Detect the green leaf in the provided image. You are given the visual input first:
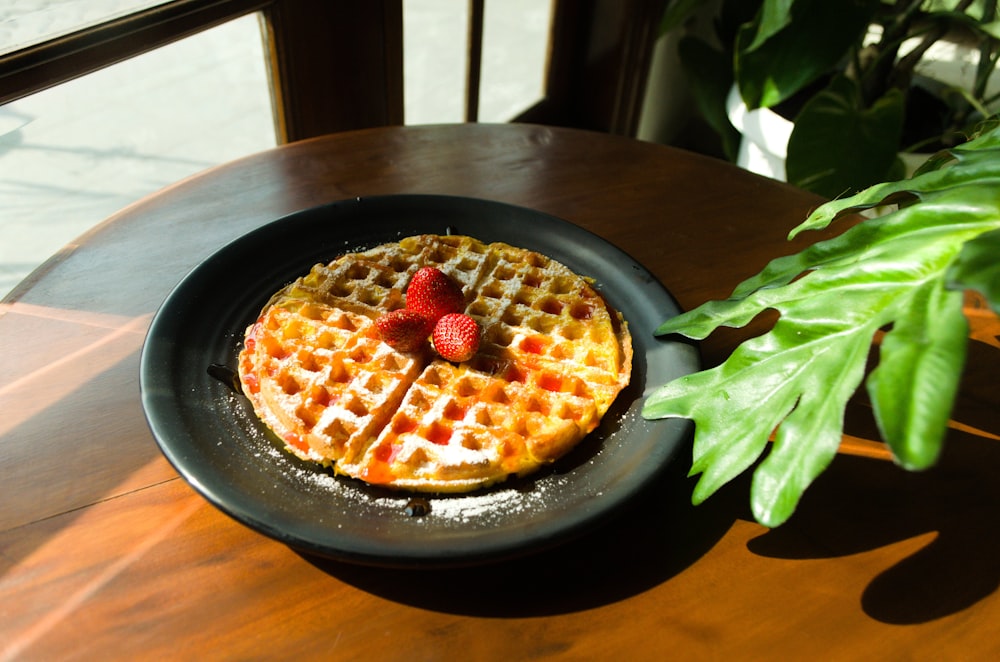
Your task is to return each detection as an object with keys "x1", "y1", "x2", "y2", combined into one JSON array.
[
  {"x1": 947, "y1": 227, "x2": 1000, "y2": 313},
  {"x1": 643, "y1": 122, "x2": 1000, "y2": 527},
  {"x1": 658, "y1": 0, "x2": 706, "y2": 35},
  {"x1": 677, "y1": 36, "x2": 741, "y2": 160},
  {"x1": 751, "y1": 323, "x2": 873, "y2": 525},
  {"x1": 786, "y1": 77, "x2": 905, "y2": 198},
  {"x1": 922, "y1": 12, "x2": 1000, "y2": 42},
  {"x1": 867, "y1": 280, "x2": 968, "y2": 470},
  {"x1": 792, "y1": 125, "x2": 1000, "y2": 236},
  {"x1": 742, "y1": 0, "x2": 795, "y2": 53},
  {"x1": 976, "y1": 19, "x2": 1000, "y2": 40},
  {"x1": 736, "y1": 0, "x2": 880, "y2": 108}
]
